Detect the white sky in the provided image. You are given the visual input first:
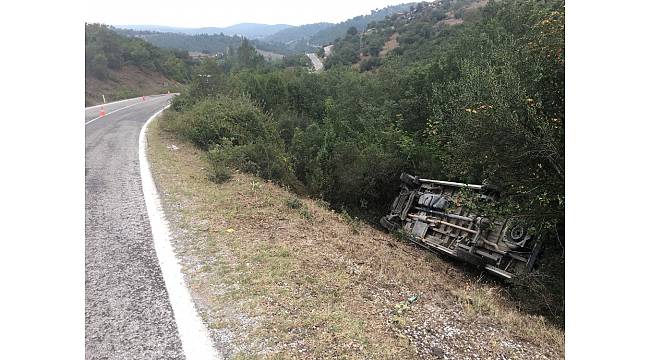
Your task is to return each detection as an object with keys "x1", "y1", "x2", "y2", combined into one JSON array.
[{"x1": 86, "y1": 0, "x2": 413, "y2": 28}]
